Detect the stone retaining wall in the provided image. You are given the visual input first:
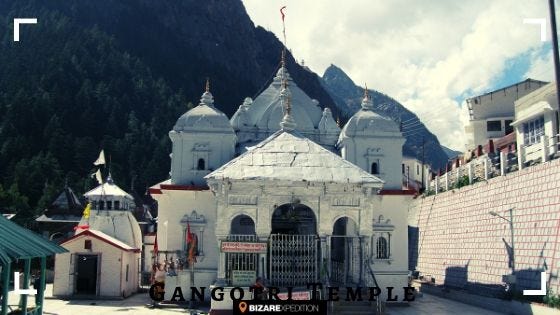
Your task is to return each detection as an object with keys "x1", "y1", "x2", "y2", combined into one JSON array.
[{"x1": 409, "y1": 158, "x2": 560, "y2": 294}]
